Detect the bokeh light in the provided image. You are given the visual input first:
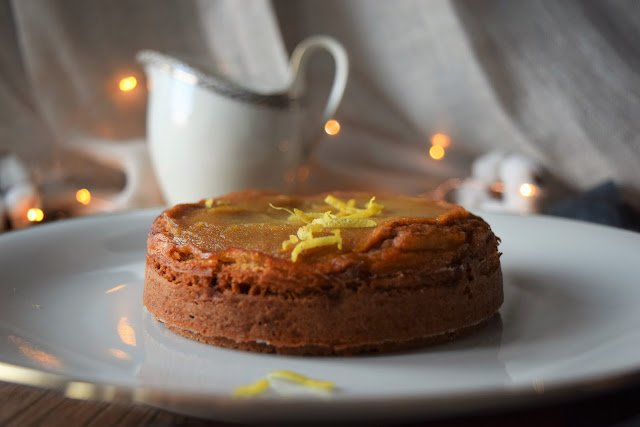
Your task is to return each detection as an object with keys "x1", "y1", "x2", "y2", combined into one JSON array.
[
  {"x1": 119, "y1": 76, "x2": 138, "y2": 92},
  {"x1": 117, "y1": 317, "x2": 137, "y2": 347},
  {"x1": 431, "y1": 133, "x2": 451, "y2": 148},
  {"x1": 26, "y1": 208, "x2": 44, "y2": 222},
  {"x1": 519, "y1": 183, "x2": 535, "y2": 197},
  {"x1": 76, "y1": 188, "x2": 92, "y2": 205},
  {"x1": 324, "y1": 119, "x2": 341, "y2": 136},
  {"x1": 429, "y1": 145, "x2": 445, "y2": 160}
]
